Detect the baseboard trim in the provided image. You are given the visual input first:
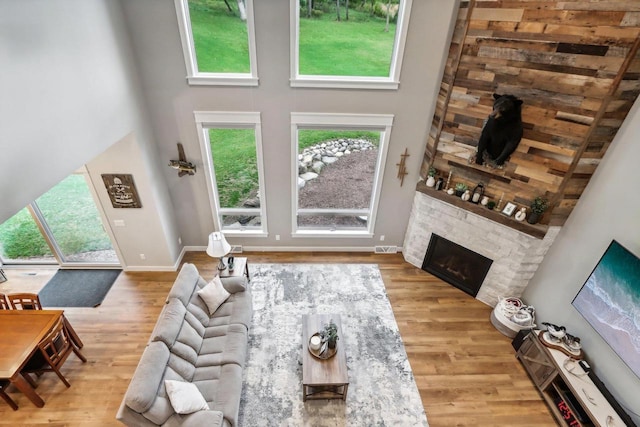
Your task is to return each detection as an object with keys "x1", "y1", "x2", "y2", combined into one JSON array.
[{"x1": 123, "y1": 265, "x2": 178, "y2": 272}]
